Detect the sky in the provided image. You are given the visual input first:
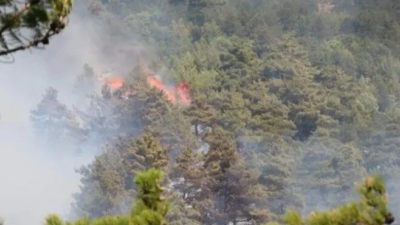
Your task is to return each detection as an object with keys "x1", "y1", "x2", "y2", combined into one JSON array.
[{"x1": 0, "y1": 2, "x2": 110, "y2": 224}]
